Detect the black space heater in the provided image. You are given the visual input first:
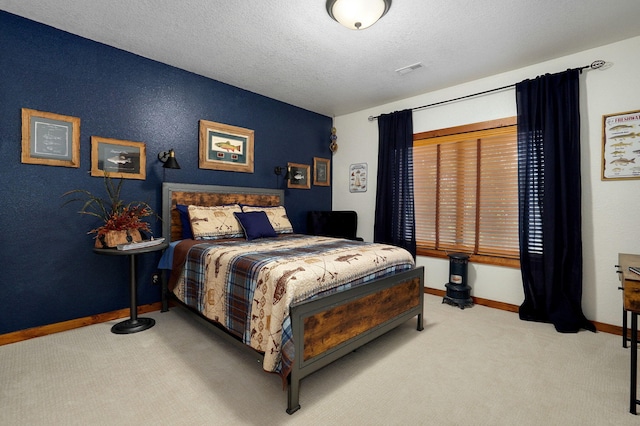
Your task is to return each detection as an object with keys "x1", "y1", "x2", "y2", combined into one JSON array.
[{"x1": 443, "y1": 253, "x2": 473, "y2": 309}]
